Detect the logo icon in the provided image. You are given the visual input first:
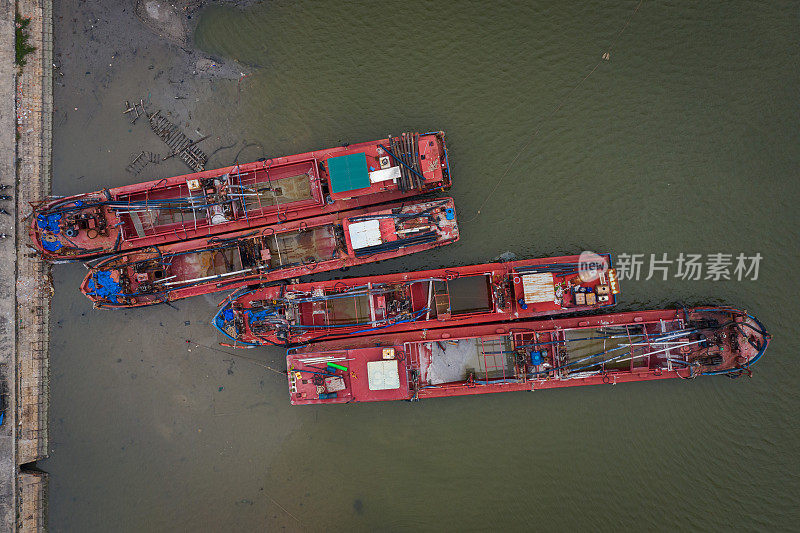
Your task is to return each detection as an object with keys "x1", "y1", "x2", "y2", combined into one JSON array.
[{"x1": 578, "y1": 251, "x2": 609, "y2": 283}]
